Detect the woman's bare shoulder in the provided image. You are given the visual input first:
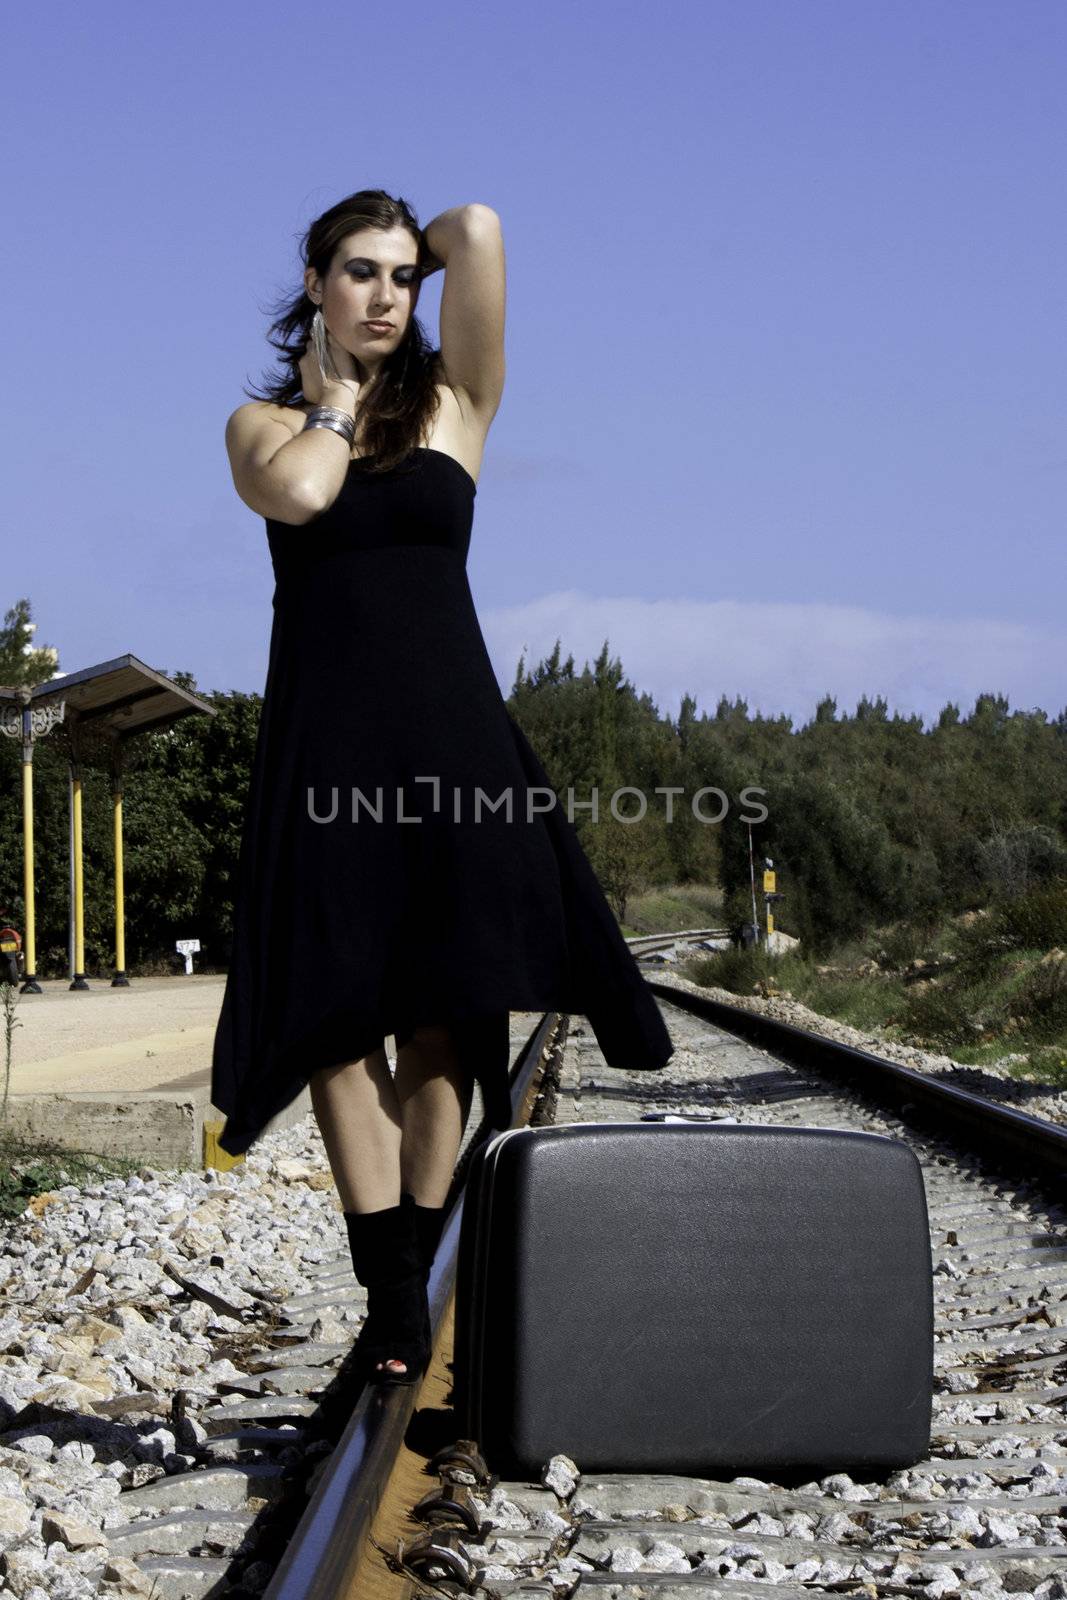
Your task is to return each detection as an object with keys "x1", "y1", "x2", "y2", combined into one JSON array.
[{"x1": 228, "y1": 398, "x2": 309, "y2": 439}]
